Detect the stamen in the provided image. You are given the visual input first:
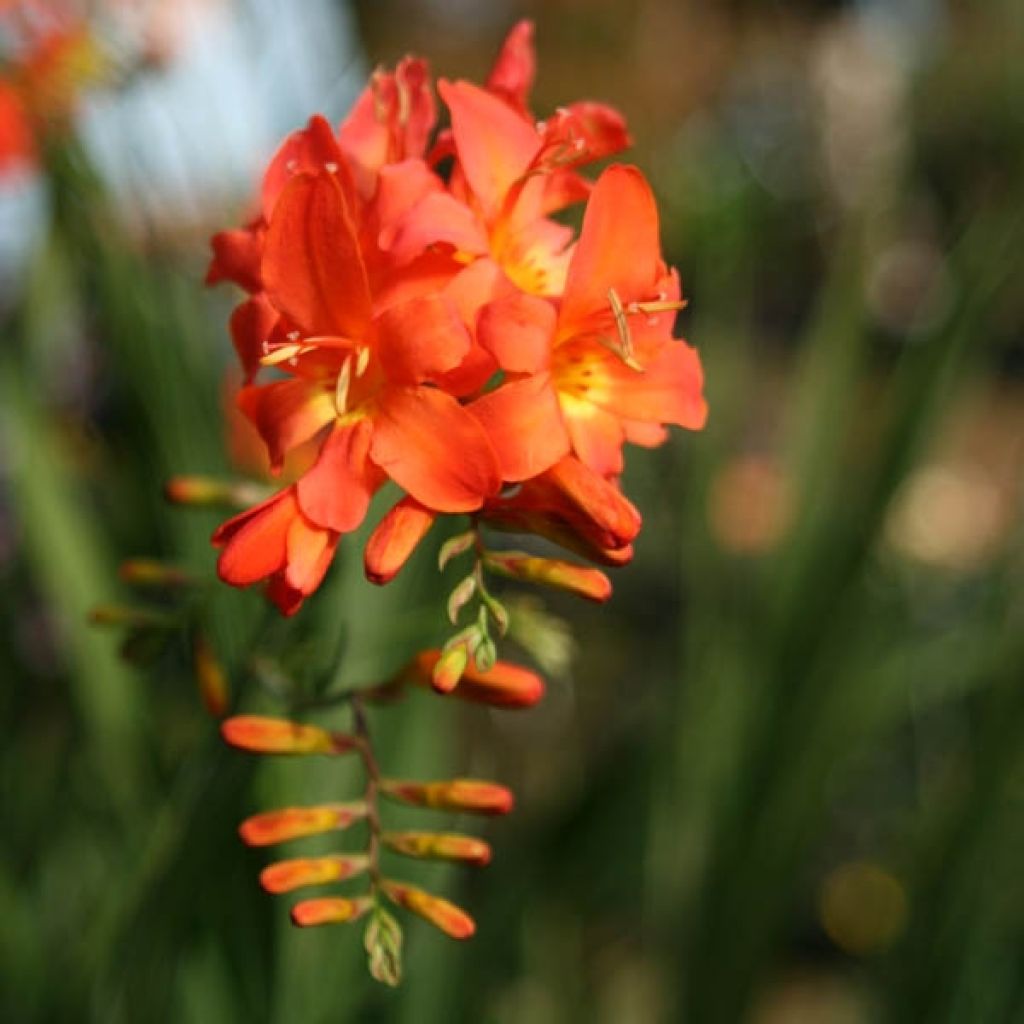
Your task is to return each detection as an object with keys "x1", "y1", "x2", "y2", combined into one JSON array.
[
  {"x1": 606, "y1": 289, "x2": 644, "y2": 371},
  {"x1": 260, "y1": 343, "x2": 305, "y2": 366},
  {"x1": 325, "y1": 161, "x2": 338, "y2": 174},
  {"x1": 355, "y1": 346, "x2": 371, "y2": 377},
  {"x1": 335, "y1": 355, "x2": 353, "y2": 416},
  {"x1": 626, "y1": 298, "x2": 688, "y2": 315}
]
